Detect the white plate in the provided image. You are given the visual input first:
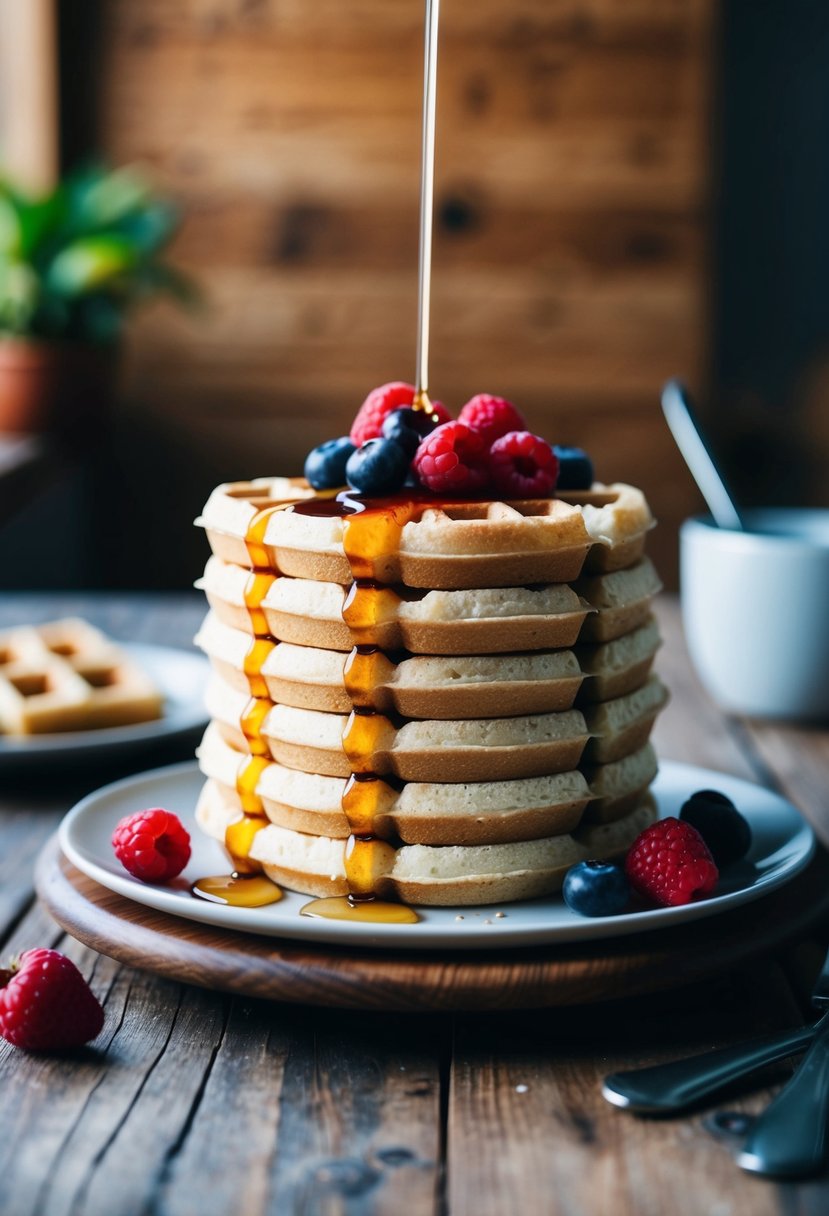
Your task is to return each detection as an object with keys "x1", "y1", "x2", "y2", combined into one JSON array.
[
  {"x1": 0, "y1": 645, "x2": 209, "y2": 766},
  {"x1": 58, "y1": 759, "x2": 815, "y2": 951}
]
